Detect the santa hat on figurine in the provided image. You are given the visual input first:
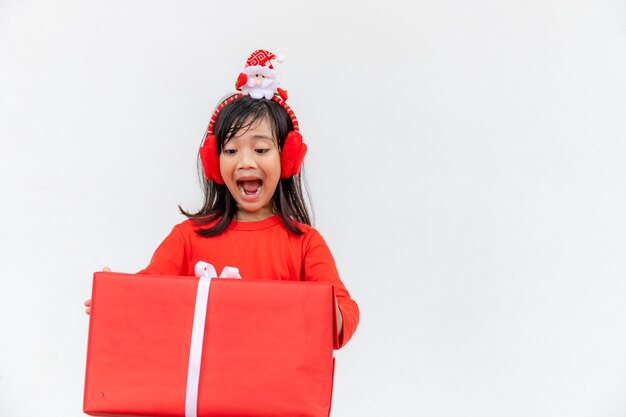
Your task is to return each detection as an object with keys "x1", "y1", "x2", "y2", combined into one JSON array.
[{"x1": 235, "y1": 50, "x2": 287, "y2": 100}]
